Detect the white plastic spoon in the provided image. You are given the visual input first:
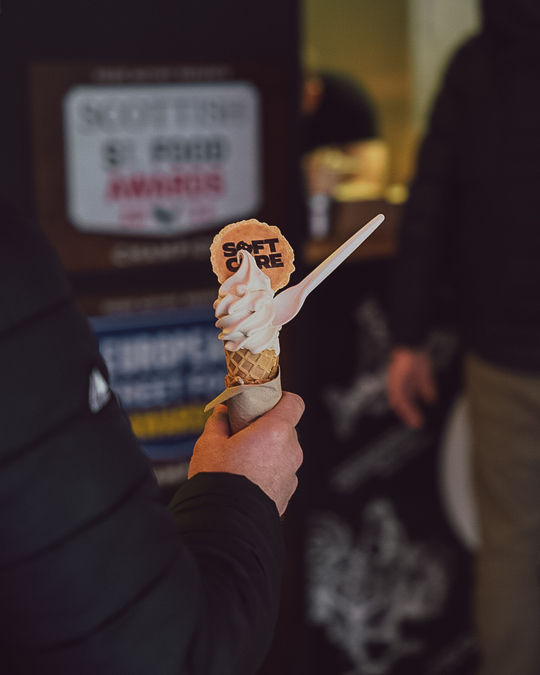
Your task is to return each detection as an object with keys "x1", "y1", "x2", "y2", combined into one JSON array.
[{"x1": 272, "y1": 213, "x2": 385, "y2": 326}]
